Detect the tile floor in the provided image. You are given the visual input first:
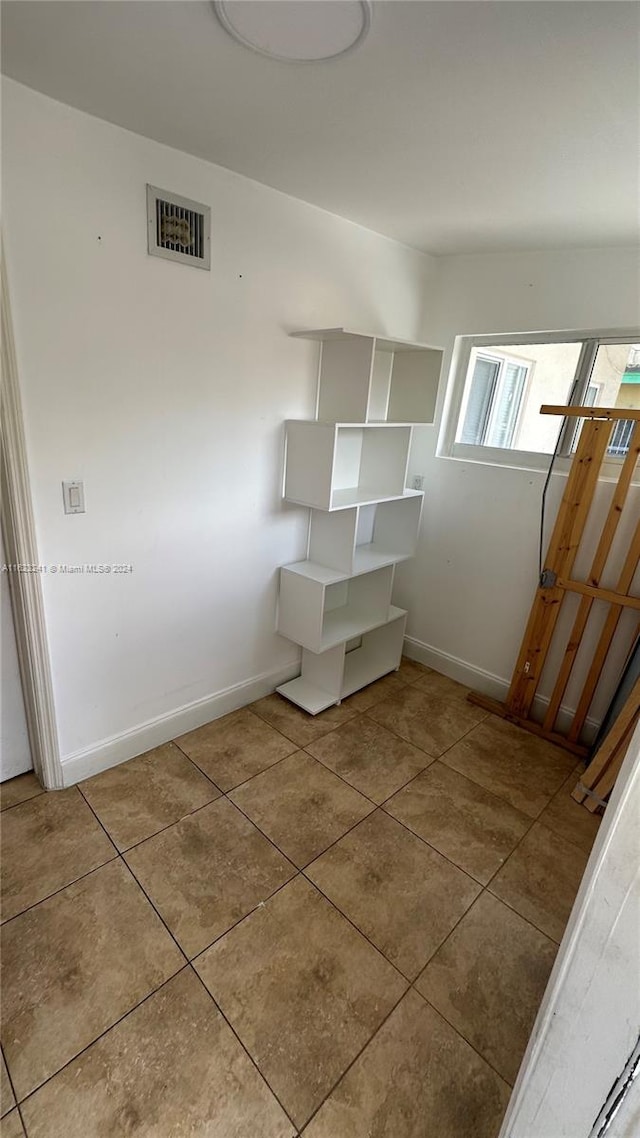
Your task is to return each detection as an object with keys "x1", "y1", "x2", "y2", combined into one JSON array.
[{"x1": 0, "y1": 663, "x2": 600, "y2": 1137}]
